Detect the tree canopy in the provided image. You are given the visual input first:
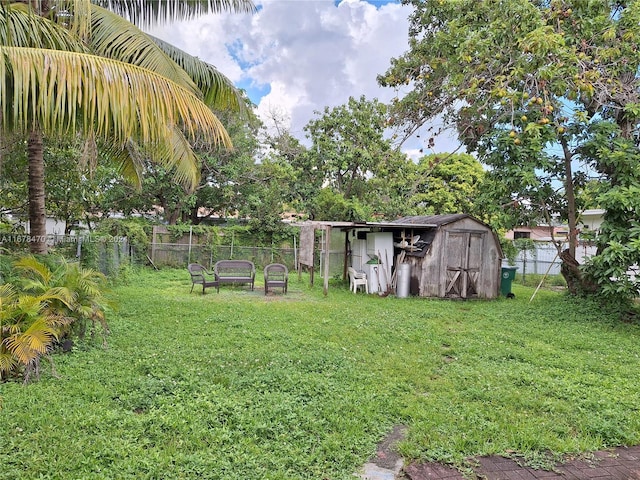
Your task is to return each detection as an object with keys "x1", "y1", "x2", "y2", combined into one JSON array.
[{"x1": 380, "y1": 0, "x2": 640, "y2": 300}]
